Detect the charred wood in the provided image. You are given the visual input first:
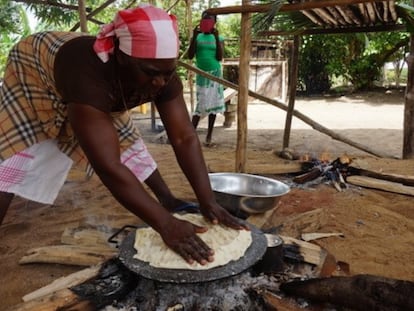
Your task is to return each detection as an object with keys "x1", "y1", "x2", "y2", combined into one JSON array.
[
  {"x1": 292, "y1": 167, "x2": 323, "y2": 184},
  {"x1": 280, "y1": 274, "x2": 414, "y2": 311}
]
